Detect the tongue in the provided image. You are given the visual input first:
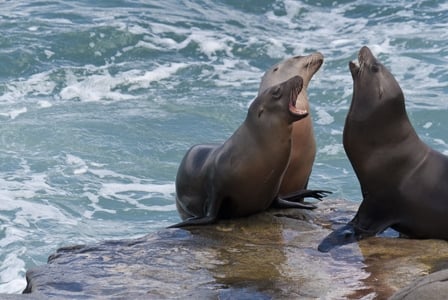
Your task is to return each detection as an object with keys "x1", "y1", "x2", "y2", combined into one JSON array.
[{"x1": 289, "y1": 100, "x2": 307, "y2": 115}]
